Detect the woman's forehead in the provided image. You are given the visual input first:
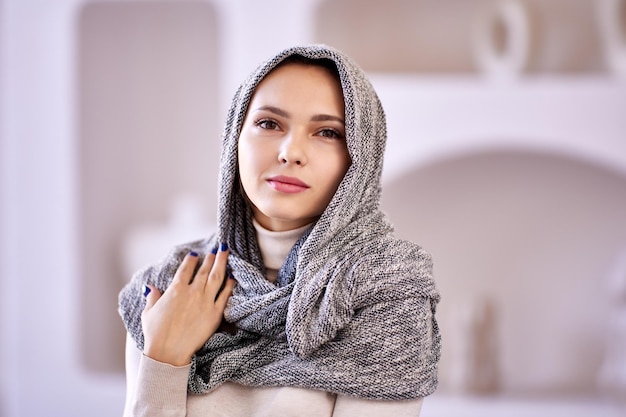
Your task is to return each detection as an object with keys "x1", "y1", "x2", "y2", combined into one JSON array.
[{"x1": 246, "y1": 63, "x2": 345, "y2": 118}]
